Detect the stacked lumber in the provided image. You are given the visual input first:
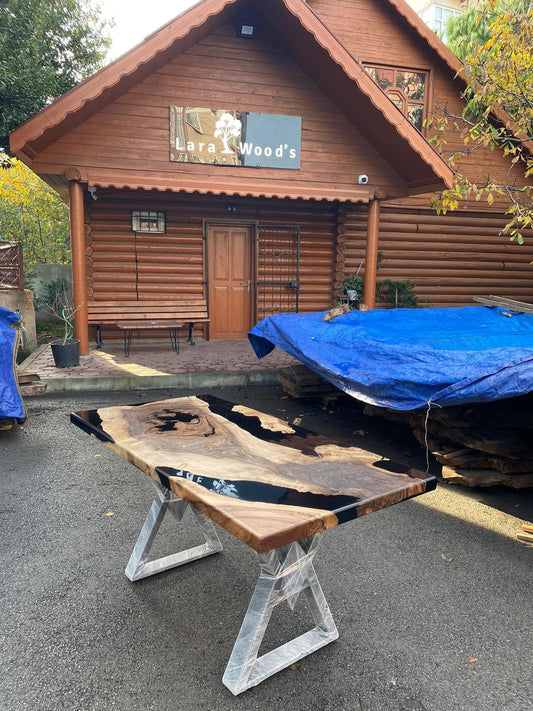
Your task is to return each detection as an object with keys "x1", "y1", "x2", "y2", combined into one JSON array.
[
  {"x1": 0, "y1": 418, "x2": 16, "y2": 431},
  {"x1": 277, "y1": 364, "x2": 336, "y2": 399},
  {"x1": 16, "y1": 370, "x2": 47, "y2": 397},
  {"x1": 365, "y1": 395, "x2": 533, "y2": 488},
  {"x1": 473, "y1": 295, "x2": 533, "y2": 314}
]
